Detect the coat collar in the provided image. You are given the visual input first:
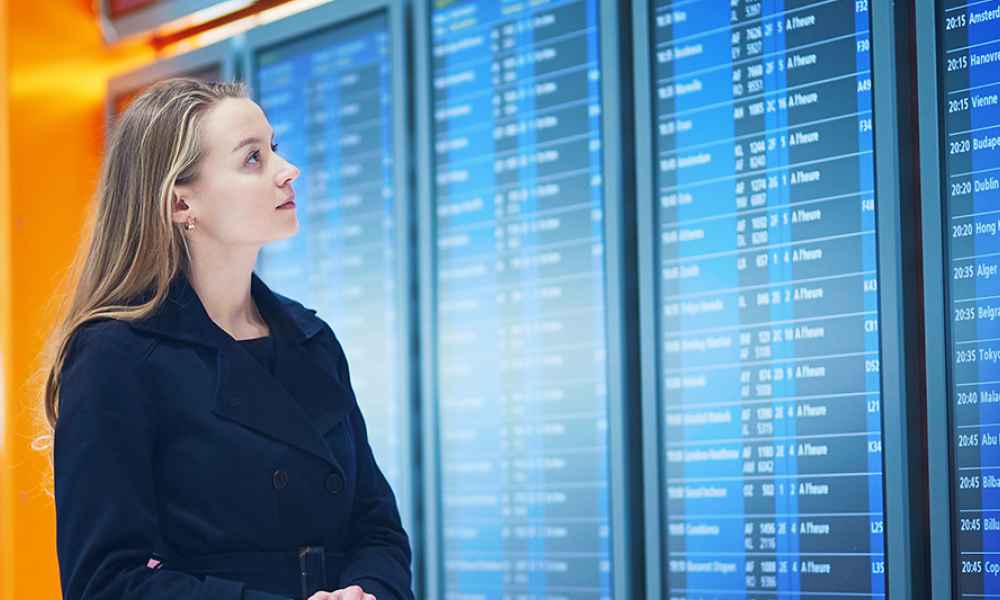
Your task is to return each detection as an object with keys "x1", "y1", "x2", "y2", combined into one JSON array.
[
  {"x1": 126, "y1": 271, "x2": 354, "y2": 469},
  {"x1": 129, "y1": 270, "x2": 326, "y2": 347}
]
